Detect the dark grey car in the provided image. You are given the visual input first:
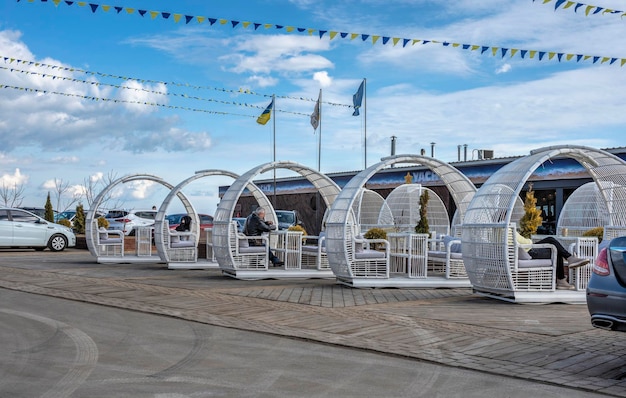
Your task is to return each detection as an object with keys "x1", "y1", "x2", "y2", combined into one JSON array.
[{"x1": 586, "y1": 236, "x2": 626, "y2": 332}]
